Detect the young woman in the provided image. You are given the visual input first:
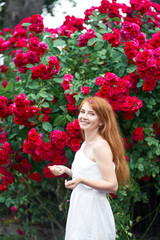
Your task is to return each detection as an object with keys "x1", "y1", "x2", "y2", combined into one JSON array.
[{"x1": 49, "y1": 96, "x2": 130, "y2": 240}]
